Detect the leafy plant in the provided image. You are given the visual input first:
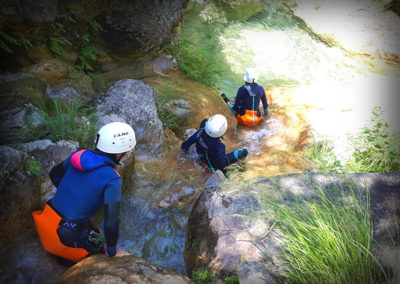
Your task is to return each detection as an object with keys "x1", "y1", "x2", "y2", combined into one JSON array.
[
  {"x1": 0, "y1": 31, "x2": 32, "y2": 54},
  {"x1": 75, "y1": 21, "x2": 103, "y2": 73},
  {"x1": 75, "y1": 44, "x2": 97, "y2": 72},
  {"x1": 192, "y1": 267, "x2": 217, "y2": 284},
  {"x1": 164, "y1": 40, "x2": 222, "y2": 86},
  {"x1": 48, "y1": 36, "x2": 71, "y2": 56},
  {"x1": 38, "y1": 99, "x2": 97, "y2": 148},
  {"x1": 265, "y1": 181, "x2": 388, "y2": 284},
  {"x1": 348, "y1": 106, "x2": 400, "y2": 172},
  {"x1": 304, "y1": 134, "x2": 345, "y2": 174},
  {"x1": 223, "y1": 271, "x2": 239, "y2": 284},
  {"x1": 155, "y1": 81, "x2": 181, "y2": 131},
  {"x1": 25, "y1": 158, "x2": 41, "y2": 176}
]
